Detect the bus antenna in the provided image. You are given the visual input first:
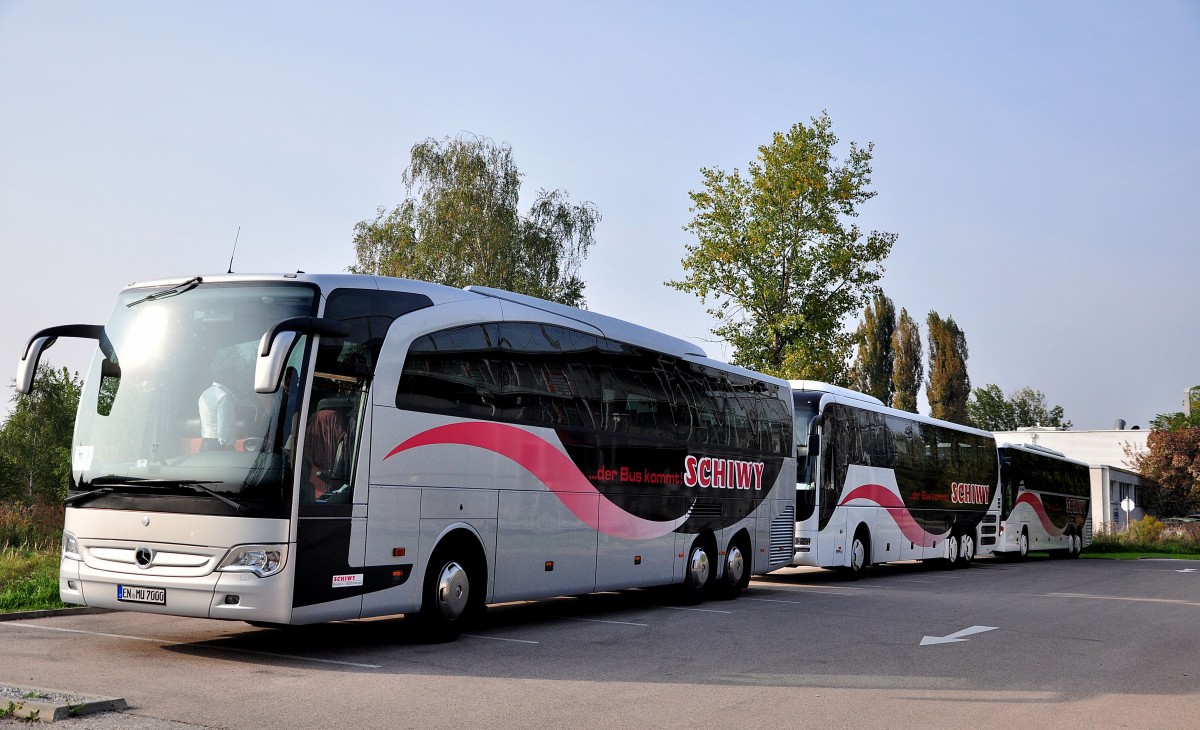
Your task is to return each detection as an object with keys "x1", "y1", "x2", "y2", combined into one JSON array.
[{"x1": 227, "y1": 226, "x2": 241, "y2": 274}]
